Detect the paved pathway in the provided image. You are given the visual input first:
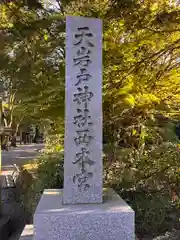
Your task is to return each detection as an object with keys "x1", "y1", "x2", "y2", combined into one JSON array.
[
  {"x1": 0, "y1": 144, "x2": 44, "y2": 240},
  {"x1": 1, "y1": 144, "x2": 44, "y2": 188},
  {"x1": 1, "y1": 144, "x2": 44, "y2": 173}
]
